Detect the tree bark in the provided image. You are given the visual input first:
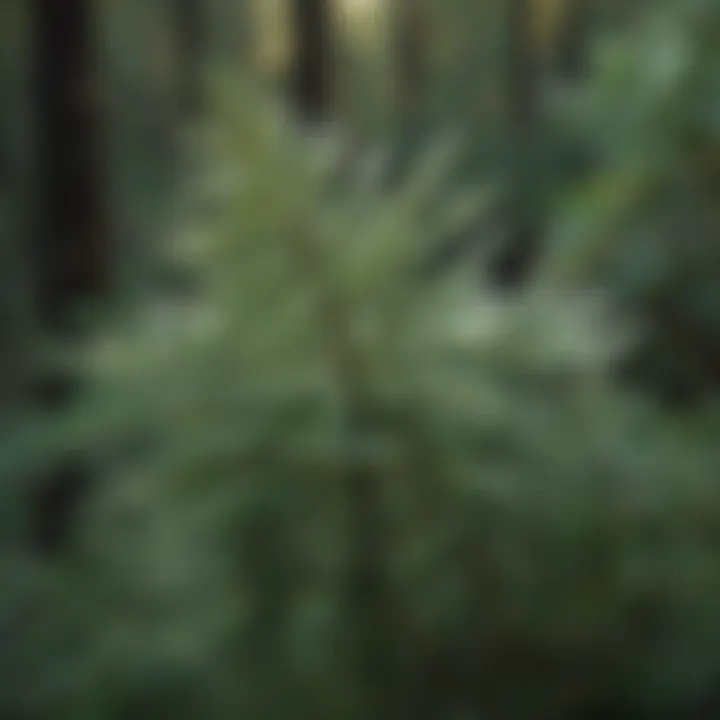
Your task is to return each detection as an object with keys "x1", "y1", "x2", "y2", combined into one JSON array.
[
  {"x1": 173, "y1": 0, "x2": 206, "y2": 119},
  {"x1": 289, "y1": 0, "x2": 334, "y2": 123},
  {"x1": 212, "y1": 0, "x2": 254, "y2": 68},
  {"x1": 493, "y1": 0, "x2": 543, "y2": 288},
  {"x1": 394, "y1": 0, "x2": 426, "y2": 116},
  {"x1": 554, "y1": 0, "x2": 592, "y2": 80},
  {"x1": 32, "y1": 0, "x2": 112, "y2": 334},
  {"x1": 387, "y1": 0, "x2": 428, "y2": 185},
  {"x1": 30, "y1": 0, "x2": 111, "y2": 556}
]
